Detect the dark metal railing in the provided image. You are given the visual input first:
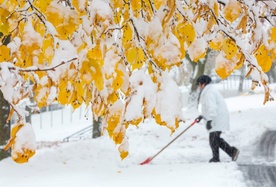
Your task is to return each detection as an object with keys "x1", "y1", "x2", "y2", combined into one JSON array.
[{"x1": 63, "y1": 125, "x2": 93, "y2": 142}]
